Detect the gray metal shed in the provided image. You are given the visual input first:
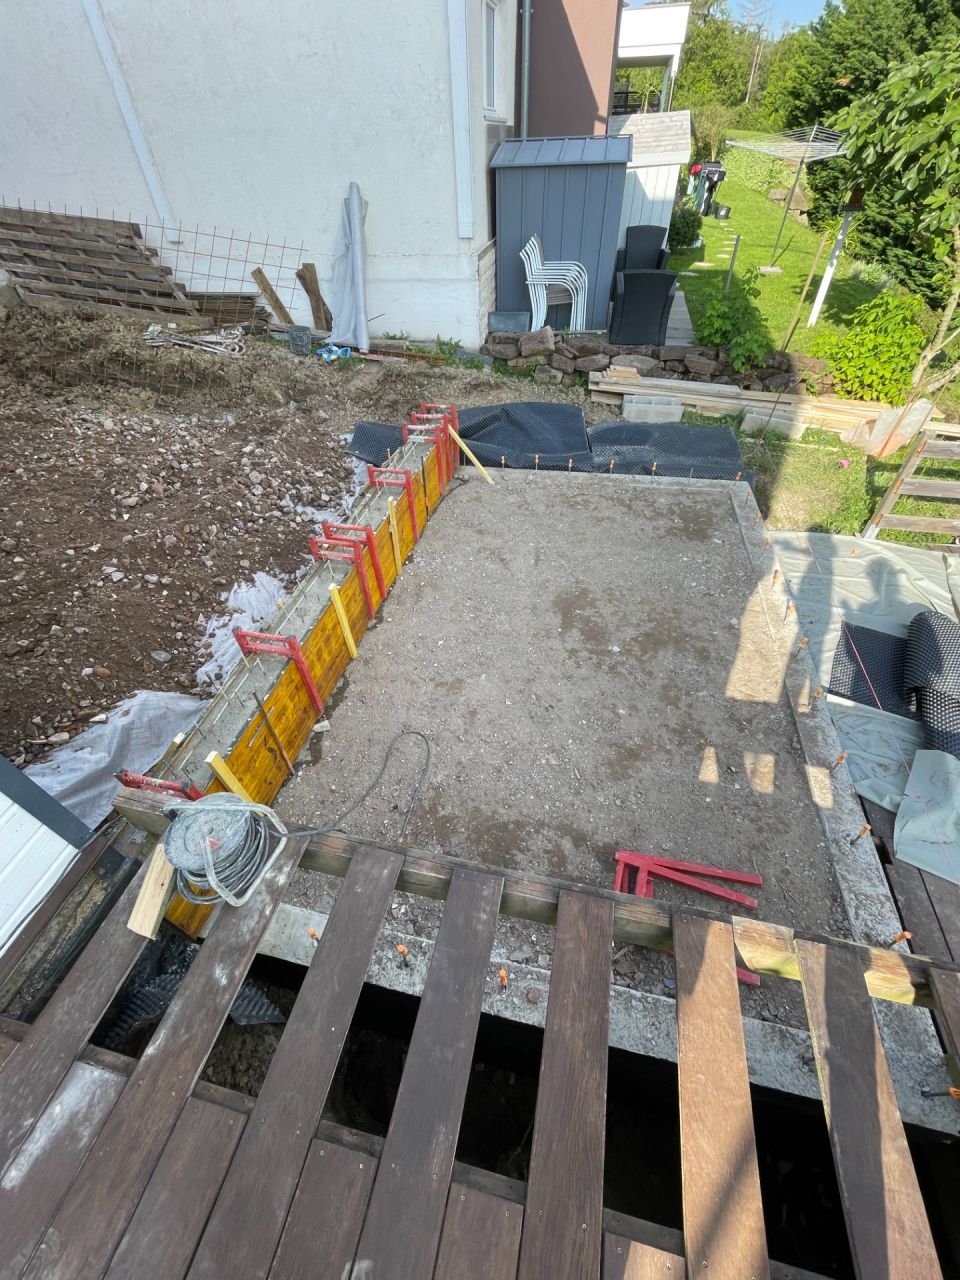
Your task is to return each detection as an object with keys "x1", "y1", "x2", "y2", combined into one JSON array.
[{"x1": 491, "y1": 135, "x2": 631, "y2": 332}]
